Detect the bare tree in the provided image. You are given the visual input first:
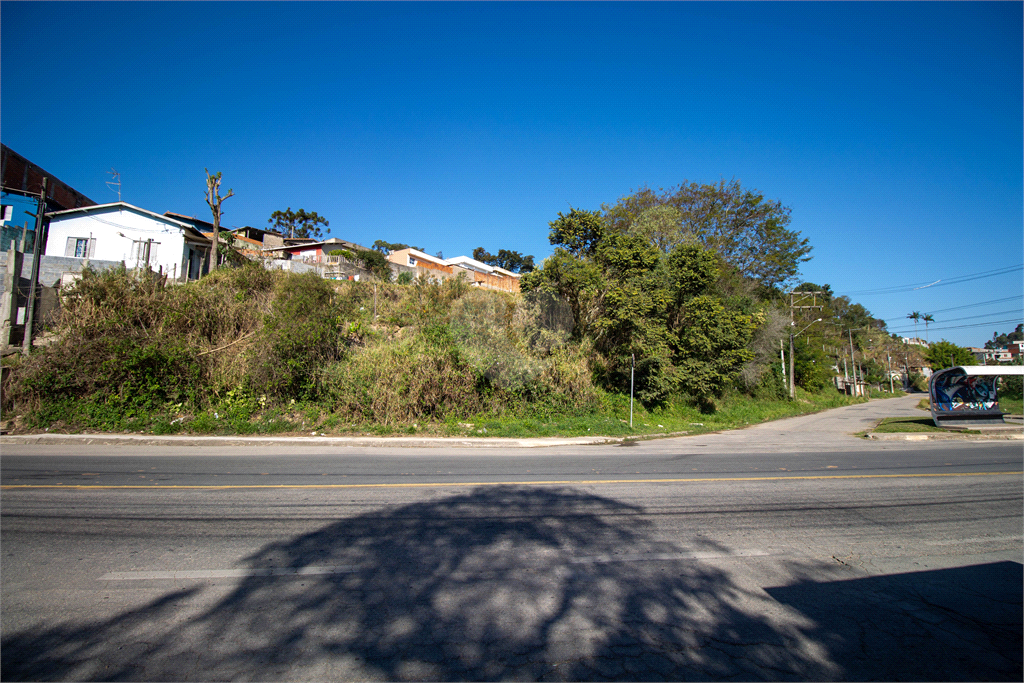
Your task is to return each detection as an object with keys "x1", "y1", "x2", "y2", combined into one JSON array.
[{"x1": 205, "y1": 169, "x2": 234, "y2": 271}]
